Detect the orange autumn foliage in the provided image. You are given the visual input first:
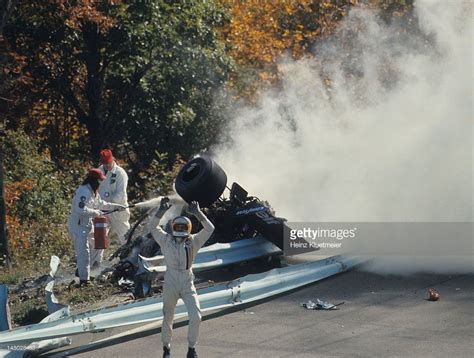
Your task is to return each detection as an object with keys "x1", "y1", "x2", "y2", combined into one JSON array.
[
  {"x1": 222, "y1": 0, "x2": 356, "y2": 96},
  {"x1": 56, "y1": 0, "x2": 121, "y2": 32}
]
